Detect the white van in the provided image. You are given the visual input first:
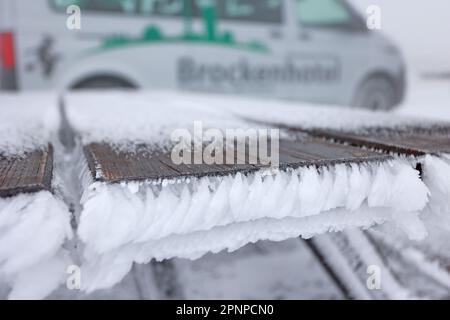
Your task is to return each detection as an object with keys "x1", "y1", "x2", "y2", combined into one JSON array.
[{"x1": 0, "y1": 0, "x2": 406, "y2": 110}]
